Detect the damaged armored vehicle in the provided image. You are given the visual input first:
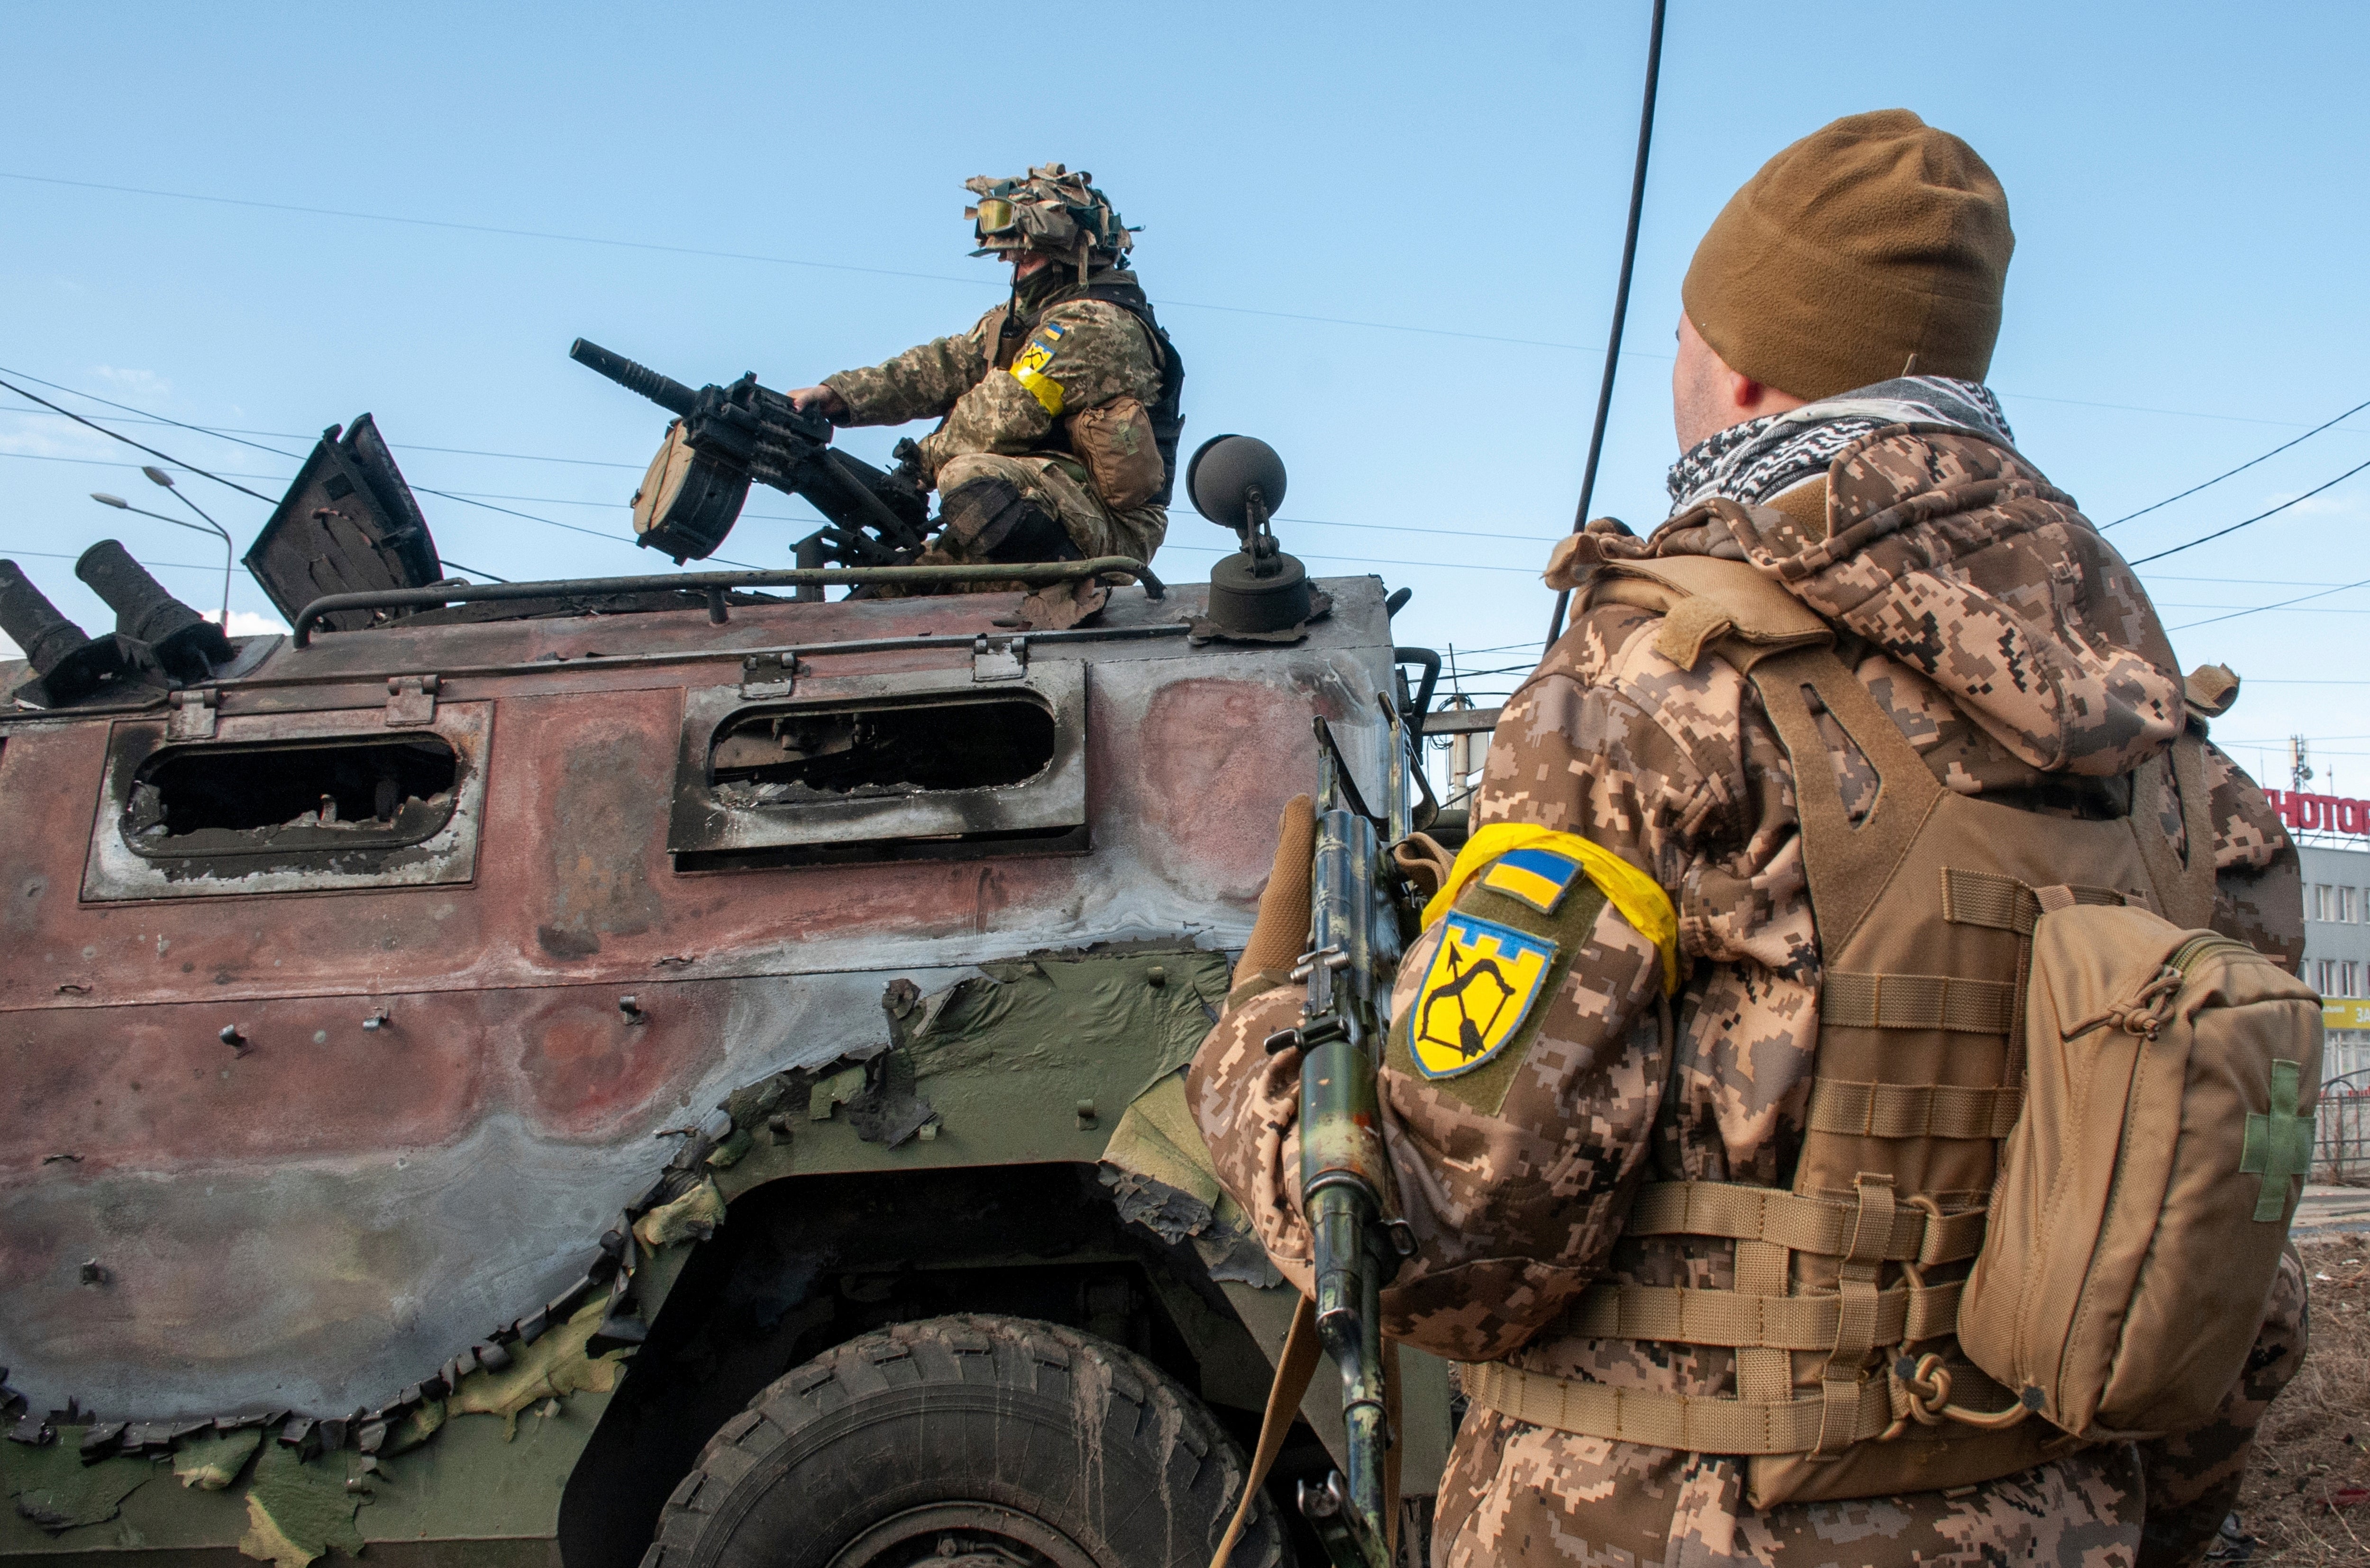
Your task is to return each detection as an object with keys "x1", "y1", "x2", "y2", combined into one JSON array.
[{"x1": 0, "y1": 362, "x2": 1457, "y2": 1568}]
